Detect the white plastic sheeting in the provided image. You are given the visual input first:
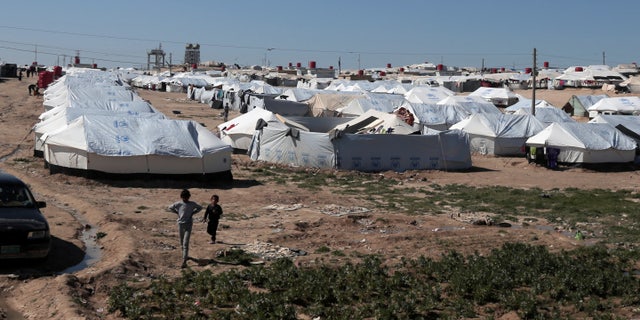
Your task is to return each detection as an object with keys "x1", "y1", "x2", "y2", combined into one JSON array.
[
  {"x1": 44, "y1": 115, "x2": 232, "y2": 174},
  {"x1": 450, "y1": 113, "x2": 547, "y2": 156},
  {"x1": 526, "y1": 122, "x2": 636, "y2": 163}
]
